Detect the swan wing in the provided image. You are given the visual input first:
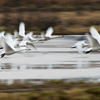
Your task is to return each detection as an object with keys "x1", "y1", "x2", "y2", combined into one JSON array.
[
  {"x1": 82, "y1": 41, "x2": 89, "y2": 47},
  {"x1": 76, "y1": 42, "x2": 83, "y2": 54},
  {"x1": 14, "y1": 30, "x2": 18, "y2": 38},
  {"x1": 0, "y1": 31, "x2": 5, "y2": 45},
  {"x1": 85, "y1": 33, "x2": 99, "y2": 47},
  {"x1": 28, "y1": 32, "x2": 36, "y2": 41},
  {"x1": 45, "y1": 27, "x2": 53, "y2": 37},
  {"x1": 41, "y1": 32, "x2": 45, "y2": 38},
  {"x1": 26, "y1": 42, "x2": 37, "y2": 50},
  {"x1": 19, "y1": 22, "x2": 25, "y2": 37},
  {"x1": 0, "y1": 31, "x2": 5, "y2": 38},
  {"x1": 90, "y1": 27, "x2": 100, "y2": 44},
  {"x1": 2, "y1": 35, "x2": 13, "y2": 52},
  {"x1": 19, "y1": 40, "x2": 27, "y2": 46},
  {"x1": 24, "y1": 32, "x2": 35, "y2": 41},
  {"x1": 5, "y1": 33, "x2": 16, "y2": 52}
]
